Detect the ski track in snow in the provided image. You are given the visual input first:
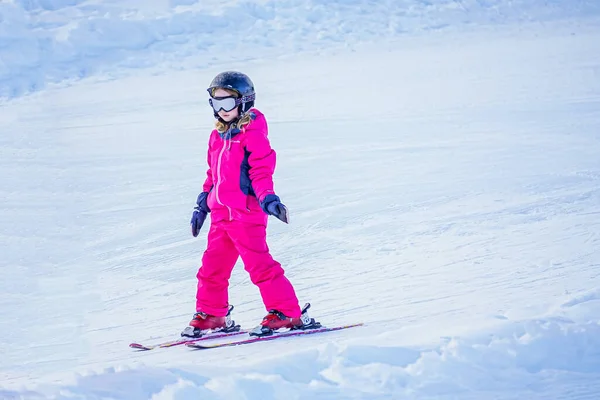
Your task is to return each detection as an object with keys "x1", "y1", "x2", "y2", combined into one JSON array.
[{"x1": 1, "y1": 1, "x2": 600, "y2": 399}]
